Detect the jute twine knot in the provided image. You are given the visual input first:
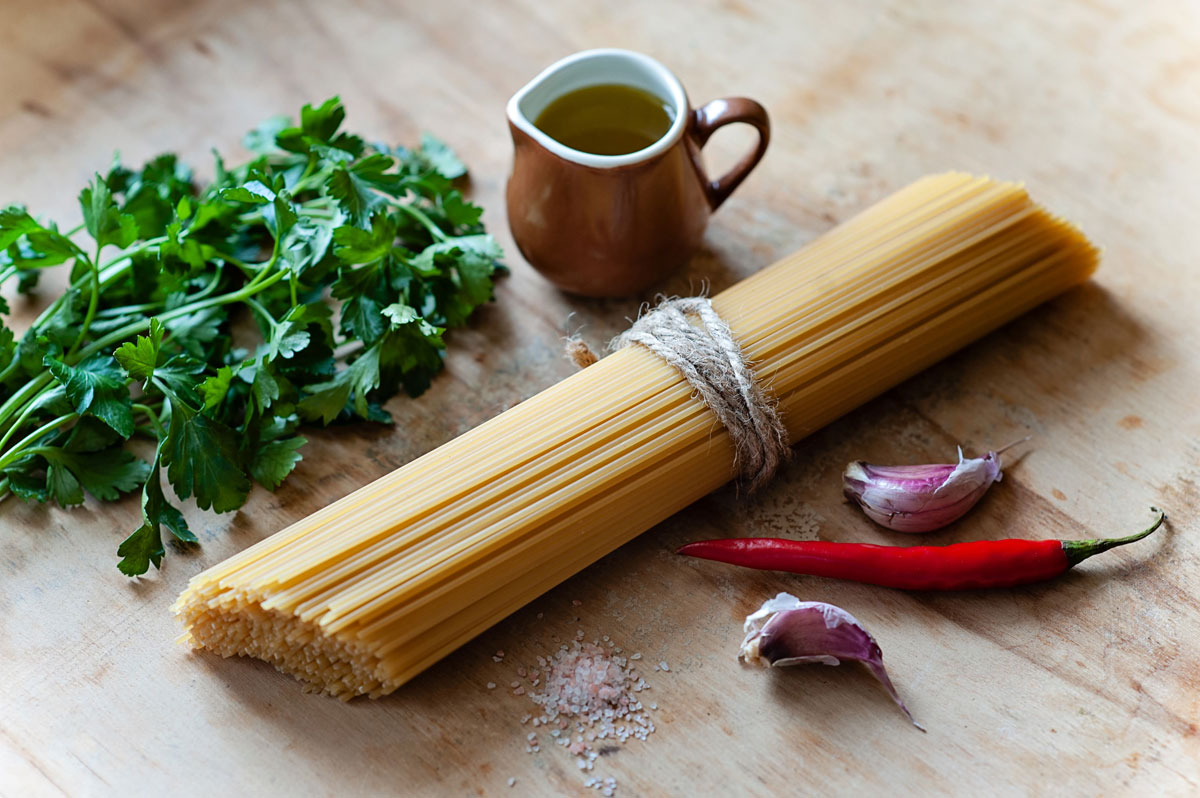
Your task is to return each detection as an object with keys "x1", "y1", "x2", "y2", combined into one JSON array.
[
  {"x1": 563, "y1": 336, "x2": 599, "y2": 369},
  {"x1": 570, "y1": 297, "x2": 789, "y2": 491}
]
